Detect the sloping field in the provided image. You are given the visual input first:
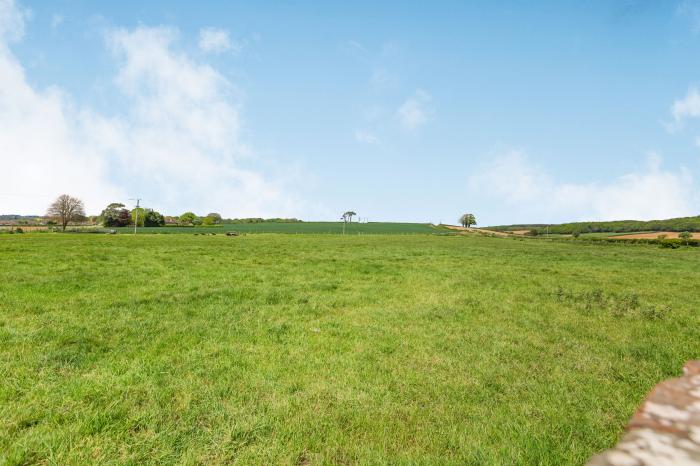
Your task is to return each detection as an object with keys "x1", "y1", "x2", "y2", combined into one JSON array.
[
  {"x1": 442, "y1": 225, "x2": 511, "y2": 237},
  {"x1": 1, "y1": 234, "x2": 698, "y2": 464}
]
